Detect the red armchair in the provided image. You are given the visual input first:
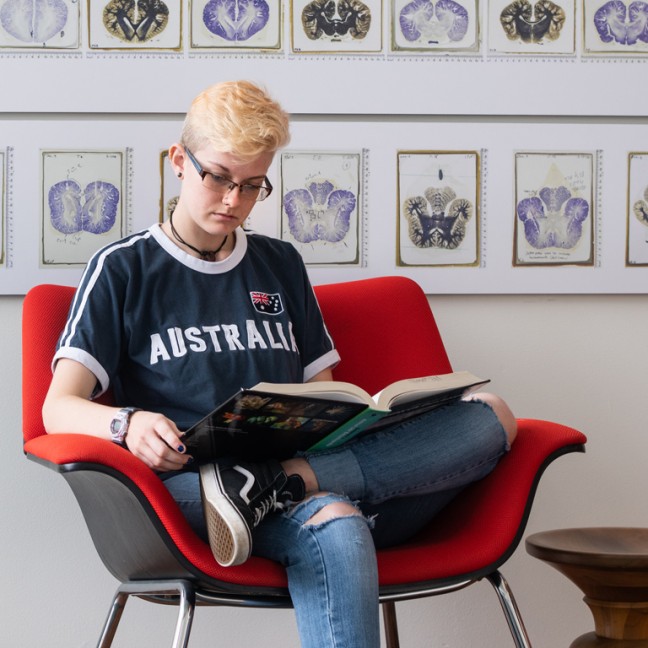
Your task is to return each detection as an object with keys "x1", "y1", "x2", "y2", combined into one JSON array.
[{"x1": 22, "y1": 276, "x2": 586, "y2": 647}]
